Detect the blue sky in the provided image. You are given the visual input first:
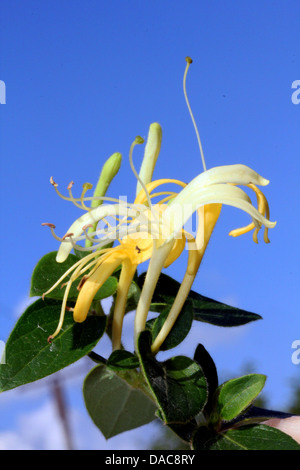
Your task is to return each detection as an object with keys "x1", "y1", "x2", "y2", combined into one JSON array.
[{"x1": 0, "y1": 0, "x2": 299, "y2": 450}]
